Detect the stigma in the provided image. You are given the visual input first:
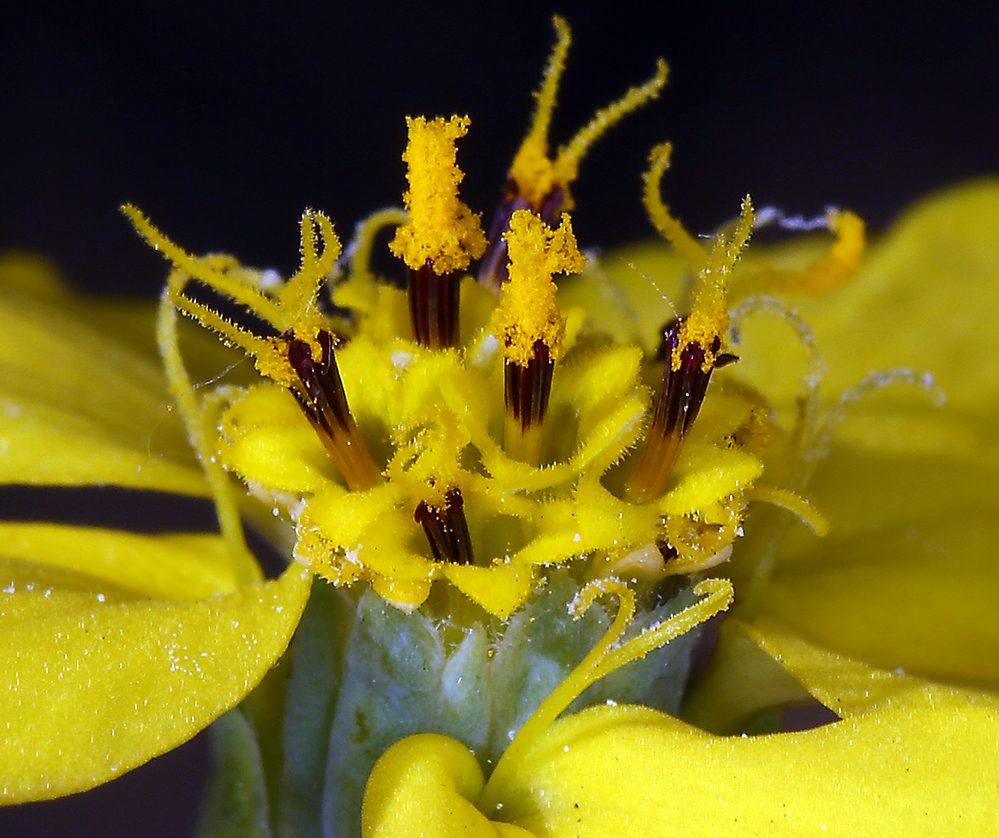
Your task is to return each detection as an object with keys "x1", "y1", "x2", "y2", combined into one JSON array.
[{"x1": 479, "y1": 16, "x2": 667, "y2": 289}]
